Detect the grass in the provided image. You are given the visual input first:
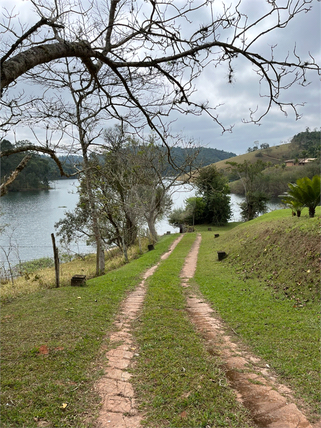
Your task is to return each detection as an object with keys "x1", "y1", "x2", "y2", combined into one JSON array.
[
  {"x1": 0, "y1": 241, "x2": 149, "y2": 304},
  {"x1": 132, "y1": 232, "x2": 254, "y2": 428},
  {"x1": 213, "y1": 141, "x2": 301, "y2": 172},
  {"x1": 0, "y1": 234, "x2": 178, "y2": 428},
  {"x1": 1, "y1": 207, "x2": 320, "y2": 426},
  {"x1": 193, "y1": 208, "x2": 320, "y2": 421}
]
